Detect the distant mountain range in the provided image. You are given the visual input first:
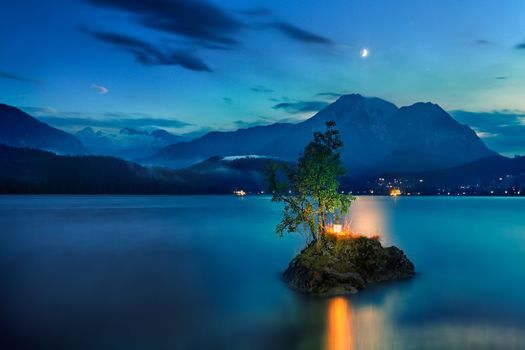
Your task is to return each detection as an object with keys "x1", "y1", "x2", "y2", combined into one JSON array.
[
  {"x1": 0, "y1": 103, "x2": 190, "y2": 159},
  {"x1": 0, "y1": 104, "x2": 87, "y2": 155},
  {"x1": 144, "y1": 122, "x2": 294, "y2": 168},
  {"x1": 76, "y1": 126, "x2": 186, "y2": 160},
  {"x1": 146, "y1": 94, "x2": 496, "y2": 175},
  {"x1": 0, "y1": 94, "x2": 522, "y2": 195}
]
